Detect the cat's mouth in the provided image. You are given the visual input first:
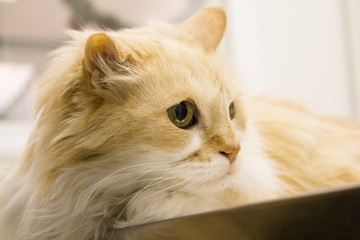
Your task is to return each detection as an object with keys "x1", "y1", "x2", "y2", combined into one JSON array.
[
  {"x1": 196, "y1": 162, "x2": 235, "y2": 185},
  {"x1": 173, "y1": 149, "x2": 240, "y2": 186}
]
